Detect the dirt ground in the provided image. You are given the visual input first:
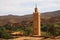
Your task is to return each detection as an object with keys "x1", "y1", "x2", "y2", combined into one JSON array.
[
  {"x1": 12, "y1": 36, "x2": 60, "y2": 40},
  {"x1": 0, "y1": 36, "x2": 60, "y2": 40}
]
